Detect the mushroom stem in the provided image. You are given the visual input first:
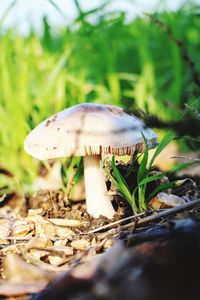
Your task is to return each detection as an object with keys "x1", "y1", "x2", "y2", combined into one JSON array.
[{"x1": 83, "y1": 155, "x2": 115, "y2": 218}]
